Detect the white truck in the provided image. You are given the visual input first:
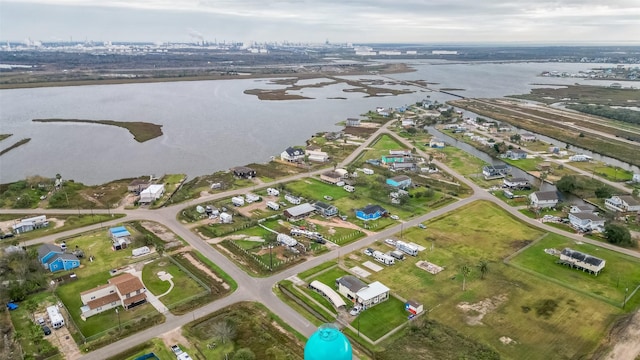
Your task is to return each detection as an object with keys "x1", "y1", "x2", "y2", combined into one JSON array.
[
  {"x1": 396, "y1": 240, "x2": 419, "y2": 256},
  {"x1": 373, "y1": 250, "x2": 395, "y2": 265},
  {"x1": 343, "y1": 185, "x2": 355, "y2": 192}
]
